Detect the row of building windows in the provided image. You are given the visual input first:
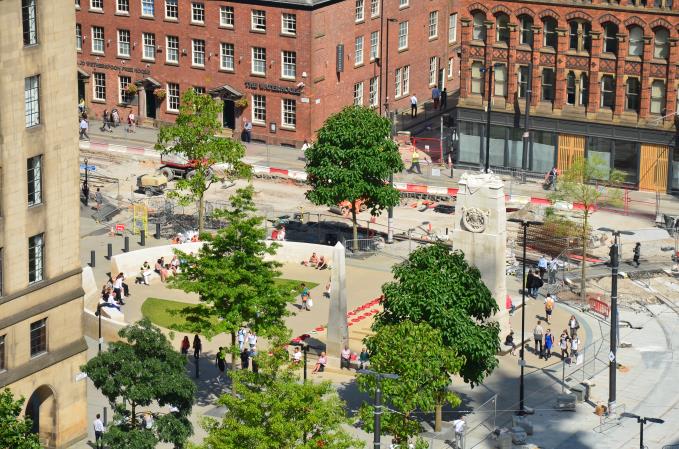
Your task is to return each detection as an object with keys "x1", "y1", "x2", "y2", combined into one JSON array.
[
  {"x1": 472, "y1": 11, "x2": 671, "y2": 60},
  {"x1": 77, "y1": 0, "x2": 298, "y2": 35},
  {"x1": 353, "y1": 77, "x2": 381, "y2": 108},
  {"x1": 353, "y1": 0, "x2": 411, "y2": 22},
  {"x1": 0, "y1": 317, "x2": 48, "y2": 372}
]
